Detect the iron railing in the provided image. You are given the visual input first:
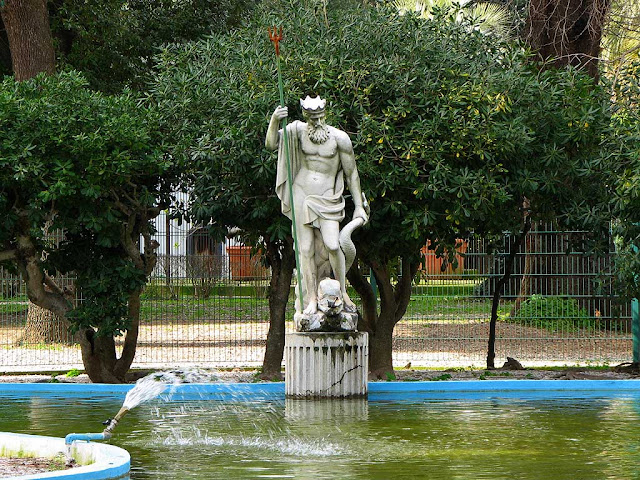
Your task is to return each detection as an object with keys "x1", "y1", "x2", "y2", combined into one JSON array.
[{"x1": 0, "y1": 224, "x2": 632, "y2": 372}]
